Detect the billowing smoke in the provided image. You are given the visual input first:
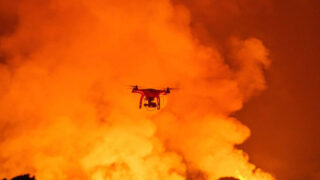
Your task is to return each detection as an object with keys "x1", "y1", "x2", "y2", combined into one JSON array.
[{"x1": 0, "y1": 0, "x2": 274, "y2": 180}]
